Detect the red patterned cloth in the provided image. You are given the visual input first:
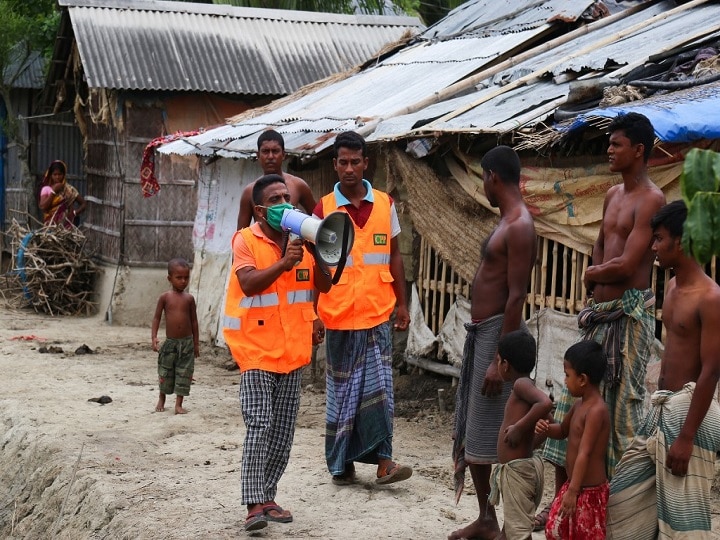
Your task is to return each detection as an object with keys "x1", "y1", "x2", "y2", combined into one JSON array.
[
  {"x1": 546, "y1": 480, "x2": 609, "y2": 540},
  {"x1": 140, "y1": 130, "x2": 201, "y2": 198}
]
